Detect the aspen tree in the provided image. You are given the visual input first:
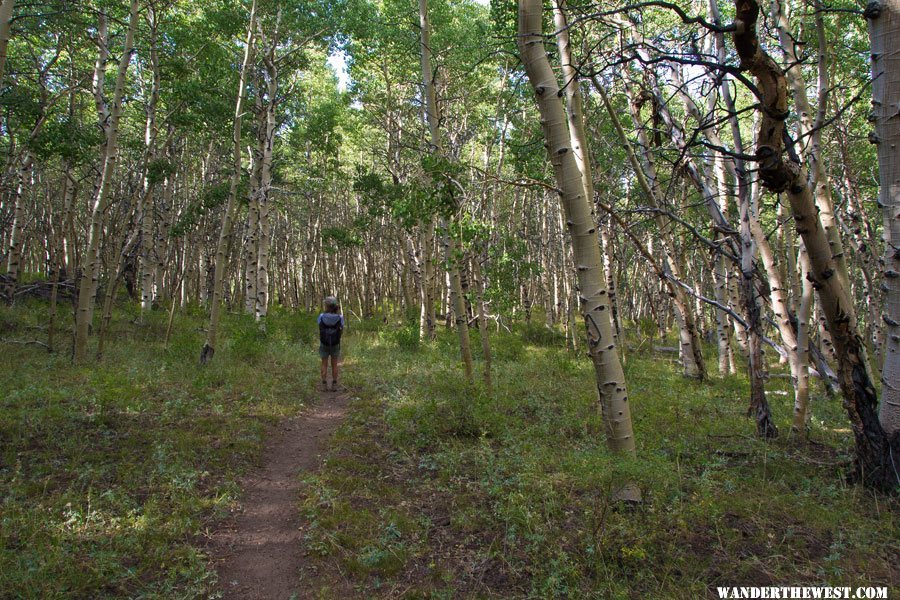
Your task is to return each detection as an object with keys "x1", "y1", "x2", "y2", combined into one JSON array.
[
  {"x1": 552, "y1": 0, "x2": 622, "y2": 345},
  {"x1": 867, "y1": 0, "x2": 900, "y2": 452},
  {"x1": 0, "y1": 0, "x2": 13, "y2": 86},
  {"x1": 140, "y1": 6, "x2": 162, "y2": 316},
  {"x1": 418, "y1": 0, "x2": 474, "y2": 383},
  {"x1": 519, "y1": 0, "x2": 639, "y2": 500},
  {"x1": 594, "y1": 80, "x2": 708, "y2": 381},
  {"x1": 255, "y1": 16, "x2": 280, "y2": 323},
  {"x1": 3, "y1": 155, "x2": 30, "y2": 303},
  {"x1": 200, "y1": 0, "x2": 257, "y2": 365},
  {"x1": 73, "y1": 0, "x2": 139, "y2": 363},
  {"x1": 734, "y1": 0, "x2": 898, "y2": 487}
]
